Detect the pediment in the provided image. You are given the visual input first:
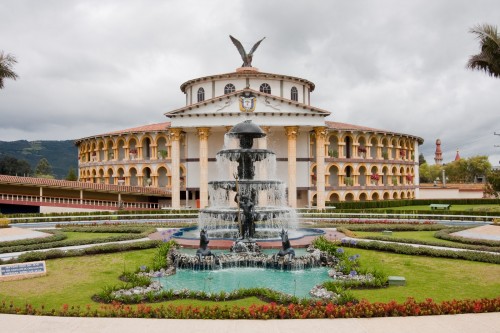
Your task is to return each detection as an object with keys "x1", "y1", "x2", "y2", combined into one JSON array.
[{"x1": 165, "y1": 89, "x2": 331, "y2": 118}]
